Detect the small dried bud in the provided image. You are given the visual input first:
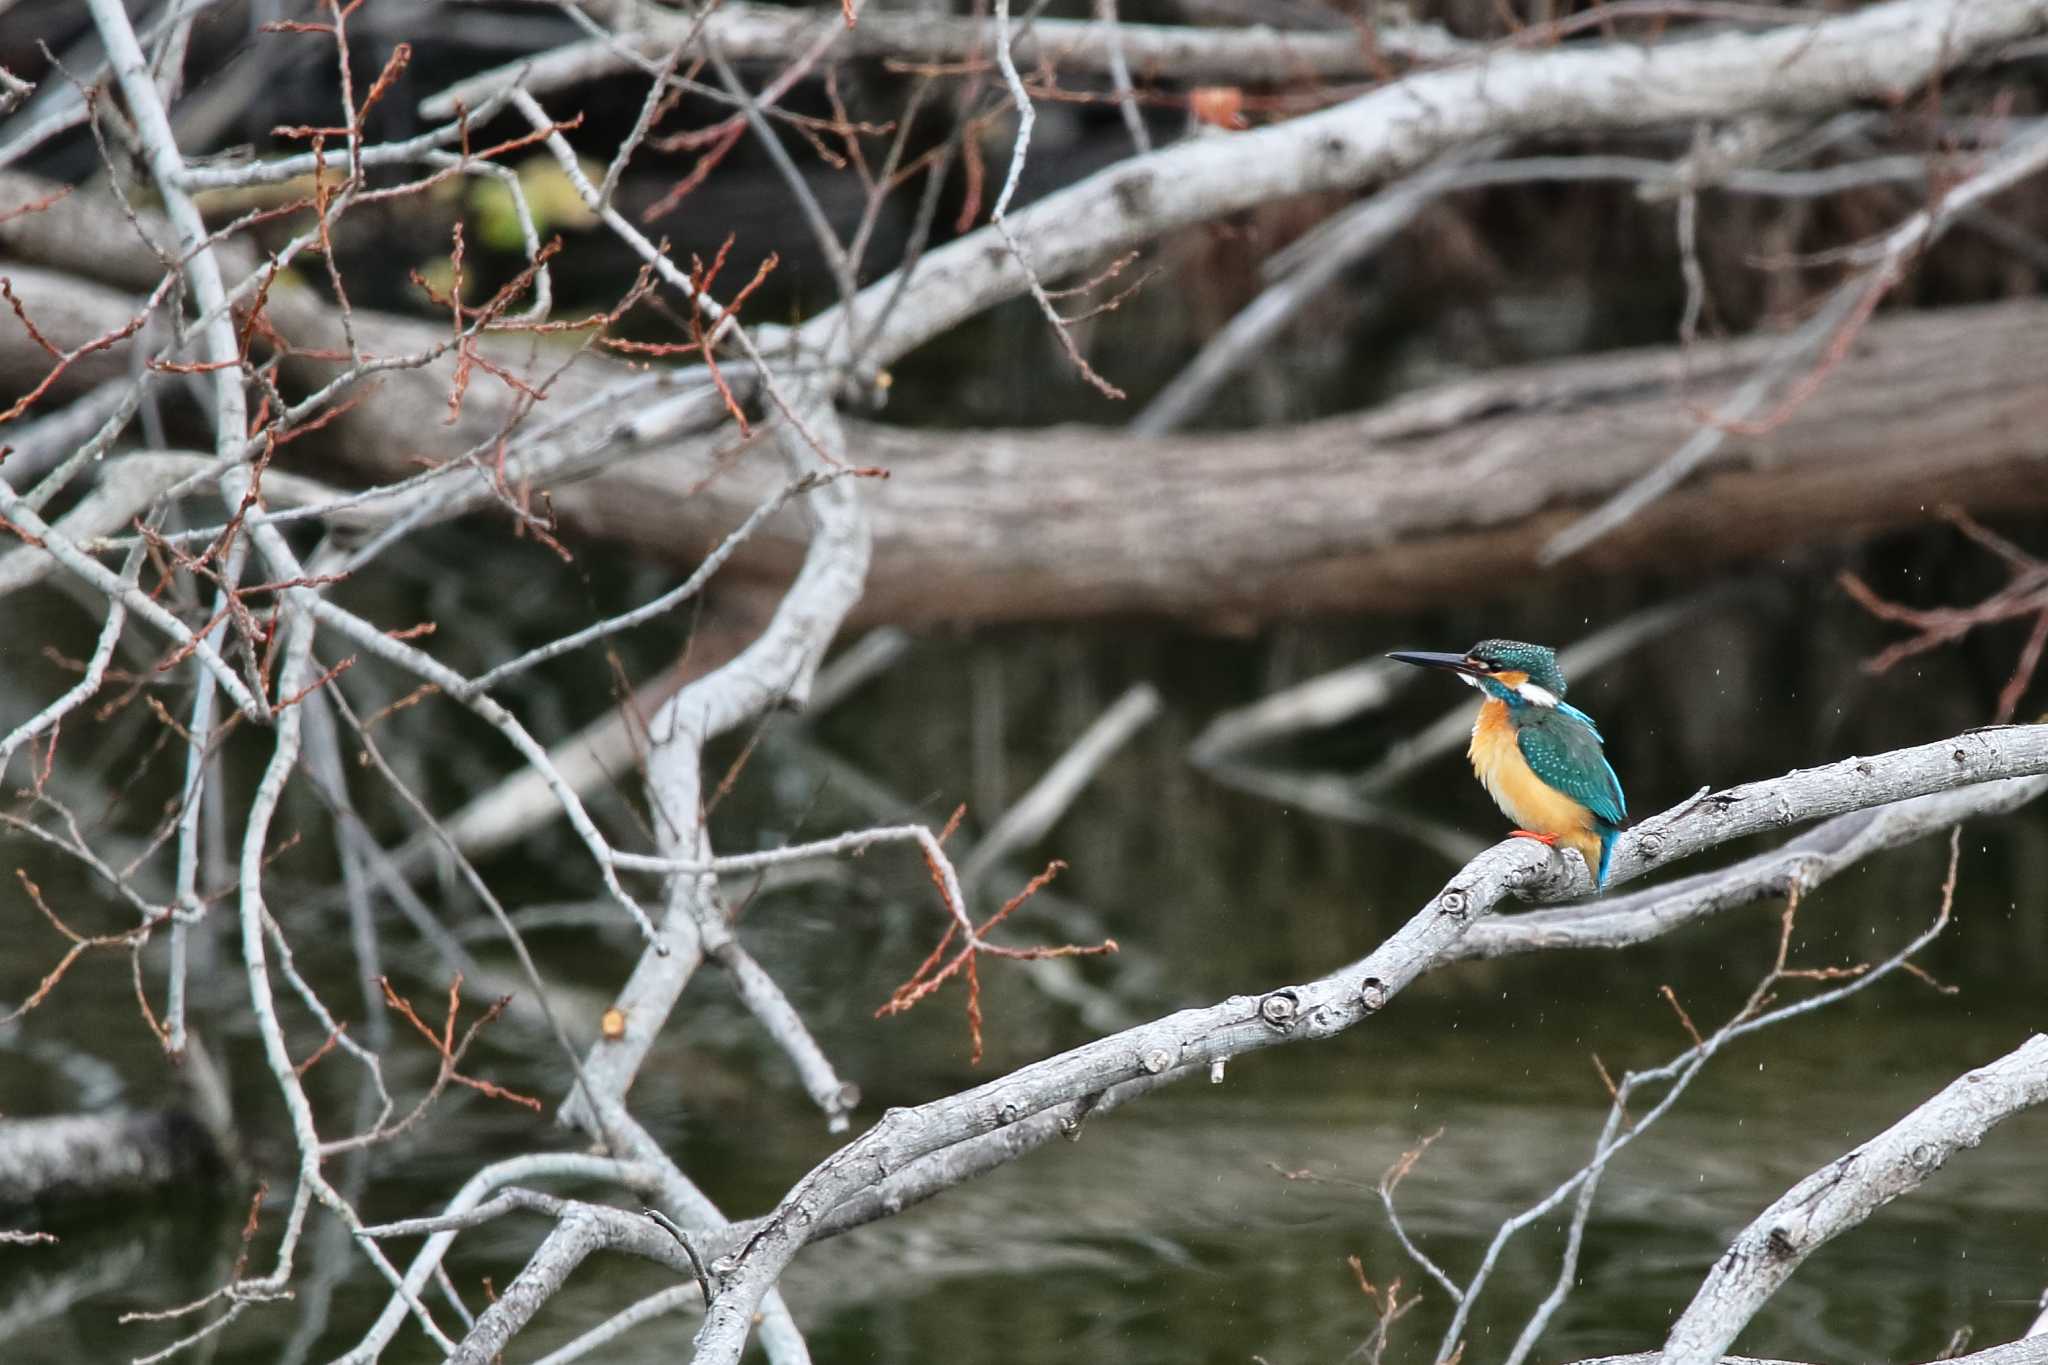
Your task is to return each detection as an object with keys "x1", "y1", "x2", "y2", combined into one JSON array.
[
  {"x1": 600, "y1": 1007, "x2": 627, "y2": 1040},
  {"x1": 1189, "y1": 86, "x2": 1248, "y2": 131}
]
